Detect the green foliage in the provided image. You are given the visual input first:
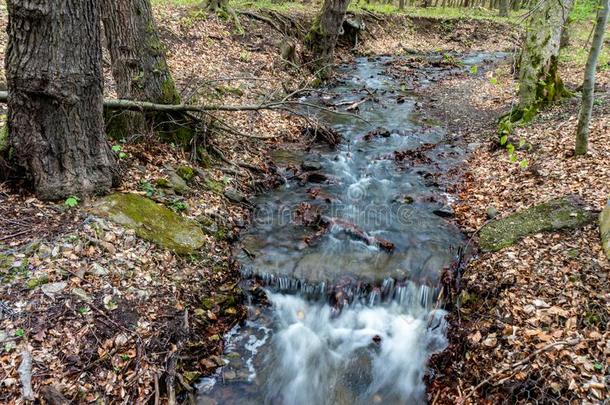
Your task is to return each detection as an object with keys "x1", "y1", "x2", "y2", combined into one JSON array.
[
  {"x1": 112, "y1": 144, "x2": 127, "y2": 159},
  {"x1": 169, "y1": 199, "x2": 188, "y2": 212},
  {"x1": 15, "y1": 328, "x2": 24, "y2": 337},
  {"x1": 140, "y1": 181, "x2": 156, "y2": 197},
  {"x1": 64, "y1": 196, "x2": 79, "y2": 208},
  {"x1": 239, "y1": 51, "x2": 251, "y2": 63},
  {"x1": 470, "y1": 65, "x2": 478, "y2": 75}
]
